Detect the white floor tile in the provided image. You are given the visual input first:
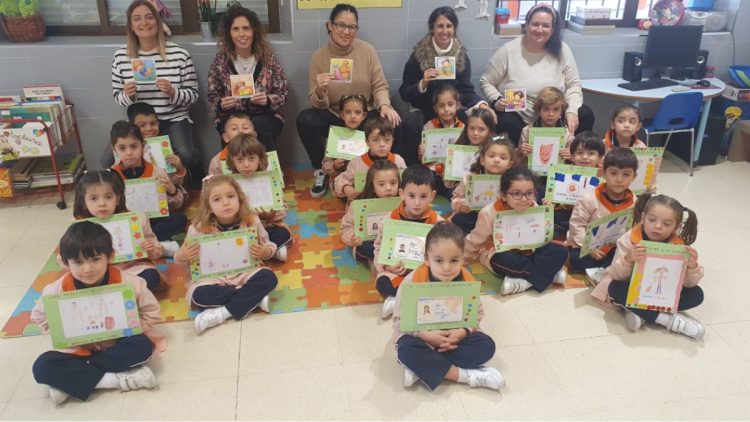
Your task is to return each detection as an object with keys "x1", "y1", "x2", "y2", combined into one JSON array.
[
  {"x1": 0, "y1": 336, "x2": 43, "y2": 402},
  {"x1": 1, "y1": 390, "x2": 125, "y2": 421},
  {"x1": 333, "y1": 304, "x2": 396, "y2": 364},
  {"x1": 712, "y1": 321, "x2": 750, "y2": 363},
  {"x1": 0, "y1": 244, "x2": 57, "y2": 288}
]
